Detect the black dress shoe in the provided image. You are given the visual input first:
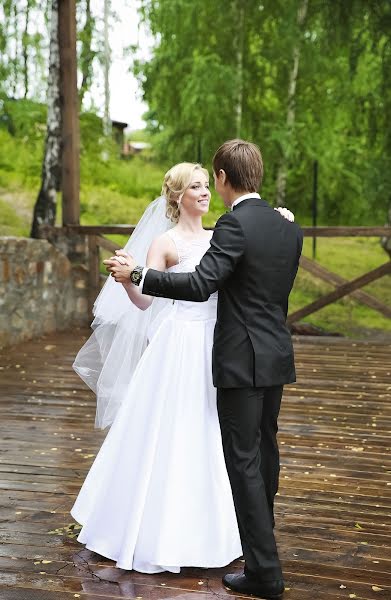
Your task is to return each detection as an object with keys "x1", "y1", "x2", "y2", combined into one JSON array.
[{"x1": 222, "y1": 573, "x2": 284, "y2": 599}]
